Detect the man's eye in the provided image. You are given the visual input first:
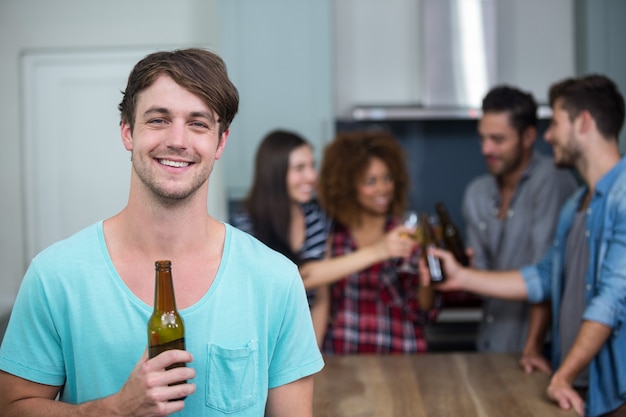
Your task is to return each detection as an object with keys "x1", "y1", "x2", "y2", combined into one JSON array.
[
  {"x1": 190, "y1": 121, "x2": 209, "y2": 129},
  {"x1": 149, "y1": 118, "x2": 167, "y2": 125}
]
